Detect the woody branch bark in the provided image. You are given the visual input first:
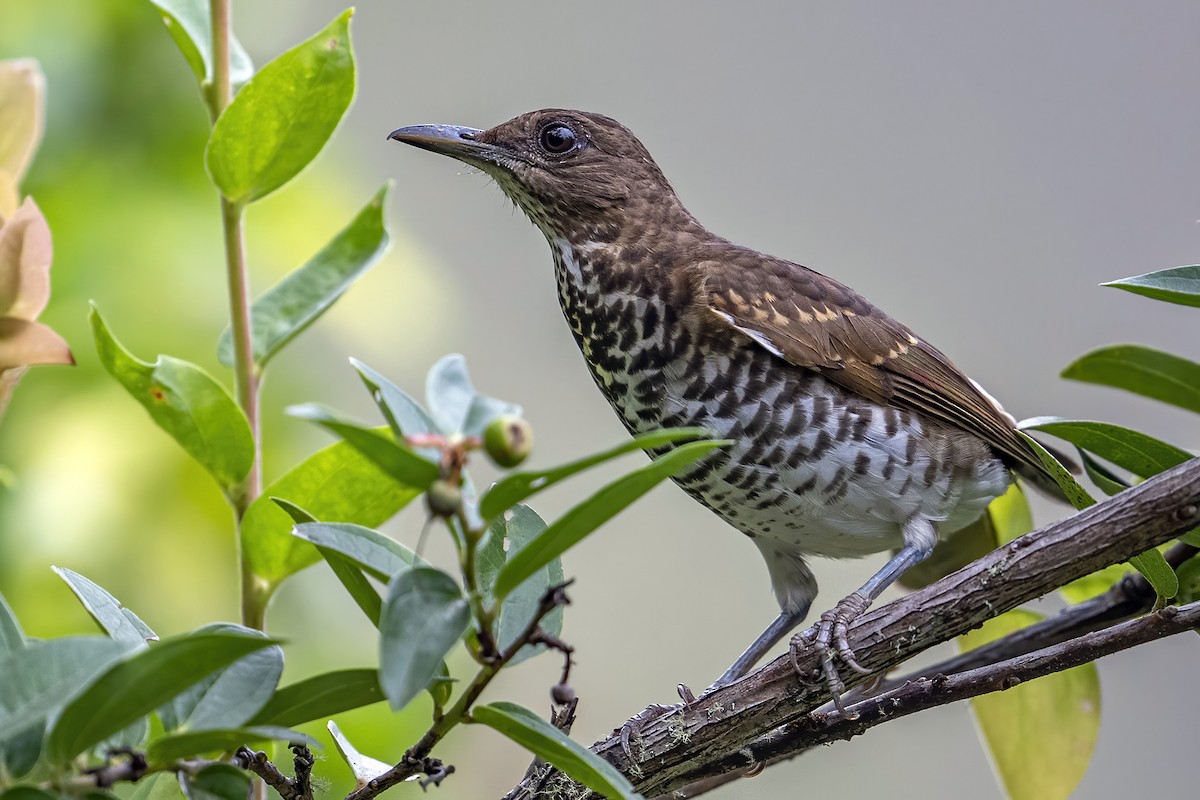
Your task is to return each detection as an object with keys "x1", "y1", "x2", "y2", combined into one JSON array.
[{"x1": 503, "y1": 456, "x2": 1200, "y2": 799}]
